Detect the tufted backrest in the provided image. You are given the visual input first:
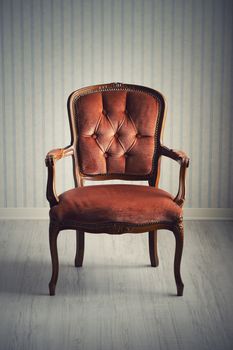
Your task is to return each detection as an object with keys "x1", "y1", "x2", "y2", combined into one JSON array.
[{"x1": 68, "y1": 83, "x2": 166, "y2": 181}]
